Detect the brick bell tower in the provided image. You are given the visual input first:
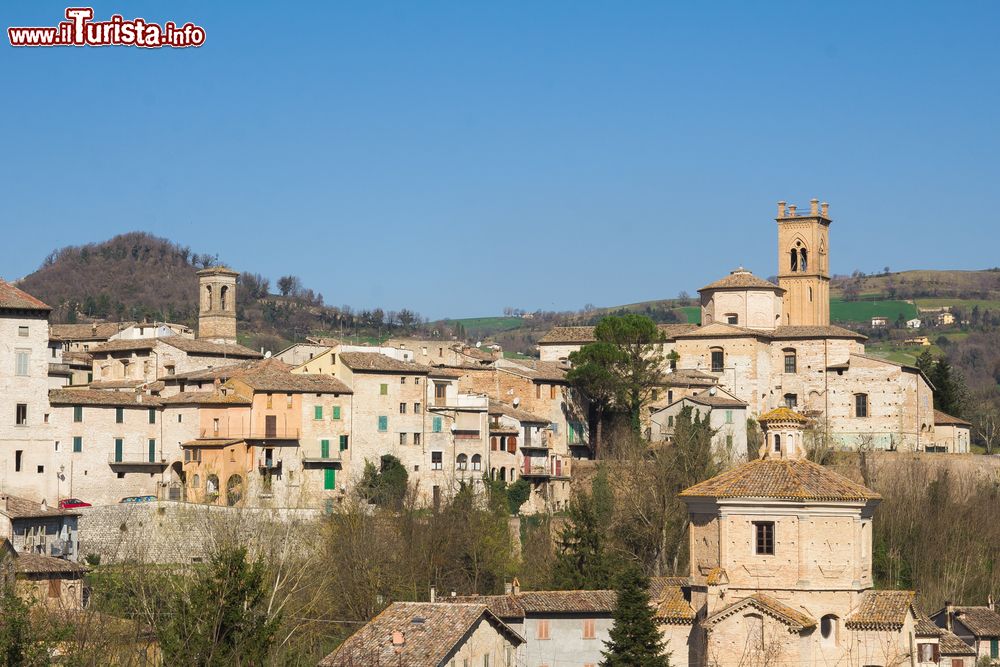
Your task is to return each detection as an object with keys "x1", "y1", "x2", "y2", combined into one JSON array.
[
  {"x1": 197, "y1": 267, "x2": 238, "y2": 344},
  {"x1": 776, "y1": 199, "x2": 831, "y2": 326}
]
